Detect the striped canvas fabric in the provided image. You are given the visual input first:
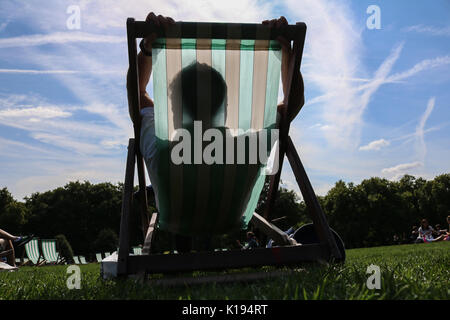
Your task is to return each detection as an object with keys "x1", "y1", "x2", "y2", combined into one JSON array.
[
  {"x1": 132, "y1": 246, "x2": 142, "y2": 255},
  {"x1": 150, "y1": 26, "x2": 282, "y2": 235},
  {"x1": 73, "y1": 256, "x2": 80, "y2": 264},
  {"x1": 79, "y1": 256, "x2": 88, "y2": 264},
  {"x1": 96, "y1": 253, "x2": 103, "y2": 262},
  {"x1": 25, "y1": 239, "x2": 41, "y2": 265},
  {"x1": 41, "y1": 239, "x2": 59, "y2": 263}
]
